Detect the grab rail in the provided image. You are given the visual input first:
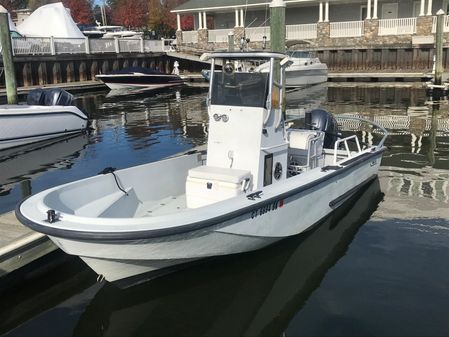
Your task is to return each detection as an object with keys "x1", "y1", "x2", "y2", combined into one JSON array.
[{"x1": 332, "y1": 115, "x2": 389, "y2": 166}]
